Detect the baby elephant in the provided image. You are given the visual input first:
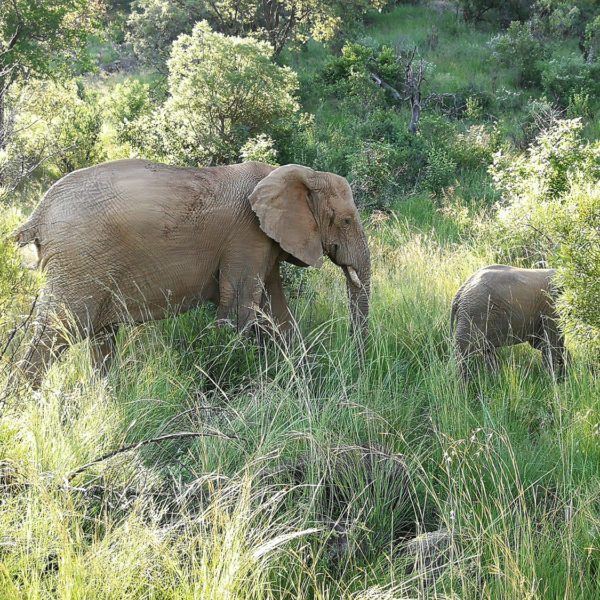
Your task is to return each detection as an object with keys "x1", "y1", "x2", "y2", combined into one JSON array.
[{"x1": 451, "y1": 265, "x2": 568, "y2": 379}]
